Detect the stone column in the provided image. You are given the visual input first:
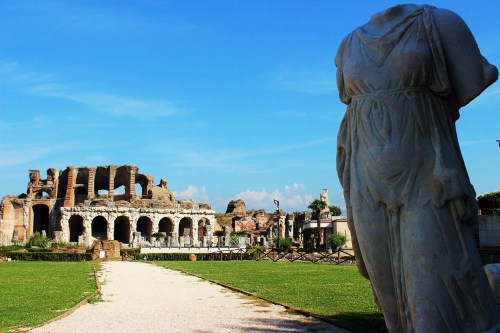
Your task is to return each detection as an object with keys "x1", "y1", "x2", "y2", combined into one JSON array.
[
  {"x1": 129, "y1": 211, "x2": 139, "y2": 246},
  {"x1": 171, "y1": 216, "x2": 180, "y2": 247},
  {"x1": 83, "y1": 214, "x2": 92, "y2": 246},
  {"x1": 60, "y1": 210, "x2": 69, "y2": 242},
  {"x1": 23, "y1": 202, "x2": 30, "y2": 241},
  {"x1": 87, "y1": 167, "x2": 96, "y2": 199},
  {"x1": 63, "y1": 167, "x2": 76, "y2": 207},
  {"x1": 108, "y1": 212, "x2": 117, "y2": 240},
  {"x1": 108, "y1": 166, "x2": 116, "y2": 199},
  {"x1": 192, "y1": 217, "x2": 199, "y2": 246},
  {"x1": 128, "y1": 166, "x2": 137, "y2": 198}
]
